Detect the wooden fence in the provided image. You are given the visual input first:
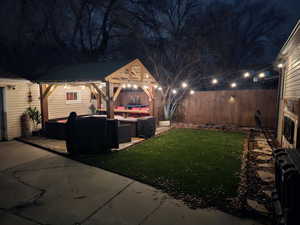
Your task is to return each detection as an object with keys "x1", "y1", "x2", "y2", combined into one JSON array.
[
  {"x1": 116, "y1": 89, "x2": 278, "y2": 128},
  {"x1": 177, "y1": 89, "x2": 278, "y2": 128}
]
